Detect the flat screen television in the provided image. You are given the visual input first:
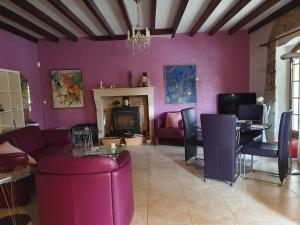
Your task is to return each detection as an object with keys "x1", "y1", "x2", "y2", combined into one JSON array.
[{"x1": 218, "y1": 93, "x2": 256, "y2": 115}]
